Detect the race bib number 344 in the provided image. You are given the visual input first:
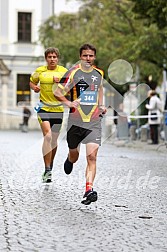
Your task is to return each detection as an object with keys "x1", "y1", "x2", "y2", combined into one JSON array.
[{"x1": 80, "y1": 91, "x2": 98, "y2": 105}]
